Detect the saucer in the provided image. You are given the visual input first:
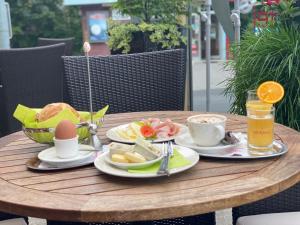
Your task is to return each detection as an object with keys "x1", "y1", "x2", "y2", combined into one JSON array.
[
  {"x1": 174, "y1": 132, "x2": 242, "y2": 154},
  {"x1": 27, "y1": 152, "x2": 99, "y2": 171},
  {"x1": 38, "y1": 144, "x2": 94, "y2": 167}
]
